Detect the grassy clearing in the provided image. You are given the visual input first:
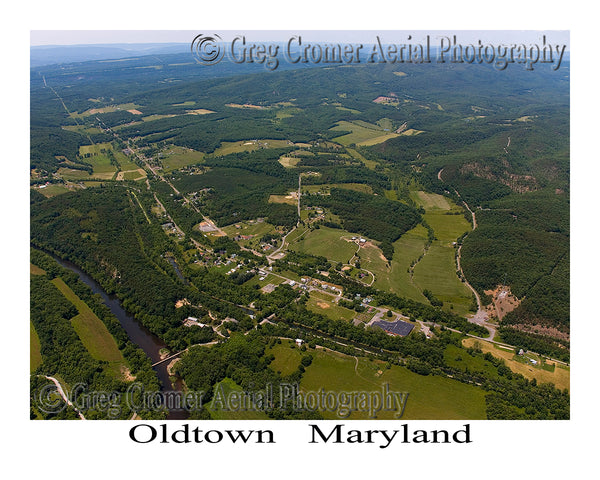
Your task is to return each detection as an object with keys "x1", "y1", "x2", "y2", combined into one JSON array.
[
  {"x1": 207, "y1": 378, "x2": 270, "y2": 419},
  {"x1": 403, "y1": 194, "x2": 473, "y2": 314},
  {"x1": 35, "y1": 184, "x2": 72, "y2": 197},
  {"x1": 186, "y1": 108, "x2": 216, "y2": 115},
  {"x1": 56, "y1": 168, "x2": 92, "y2": 181},
  {"x1": 303, "y1": 183, "x2": 374, "y2": 195},
  {"x1": 413, "y1": 244, "x2": 473, "y2": 315},
  {"x1": 212, "y1": 139, "x2": 290, "y2": 156},
  {"x1": 158, "y1": 145, "x2": 205, "y2": 172},
  {"x1": 371, "y1": 225, "x2": 428, "y2": 302},
  {"x1": 79, "y1": 143, "x2": 117, "y2": 179},
  {"x1": 268, "y1": 194, "x2": 297, "y2": 205},
  {"x1": 267, "y1": 340, "x2": 303, "y2": 375},
  {"x1": 462, "y1": 338, "x2": 569, "y2": 391},
  {"x1": 423, "y1": 212, "x2": 471, "y2": 244},
  {"x1": 30, "y1": 321, "x2": 42, "y2": 372},
  {"x1": 358, "y1": 133, "x2": 401, "y2": 146},
  {"x1": 410, "y1": 191, "x2": 452, "y2": 211},
  {"x1": 278, "y1": 156, "x2": 301, "y2": 168},
  {"x1": 30, "y1": 263, "x2": 46, "y2": 276},
  {"x1": 300, "y1": 348, "x2": 487, "y2": 419},
  {"x1": 245, "y1": 273, "x2": 286, "y2": 289},
  {"x1": 122, "y1": 170, "x2": 146, "y2": 180},
  {"x1": 306, "y1": 291, "x2": 356, "y2": 322},
  {"x1": 70, "y1": 102, "x2": 140, "y2": 119},
  {"x1": 401, "y1": 129, "x2": 424, "y2": 136},
  {"x1": 51, "y1": 278, "x2": 125, "y2": 368},
  {"x1": 289, "y1": 226, "x2": 358, "y2": 264},
  {"x1": 330, "y1": 121, "x2": 399, "y2": 146}
]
